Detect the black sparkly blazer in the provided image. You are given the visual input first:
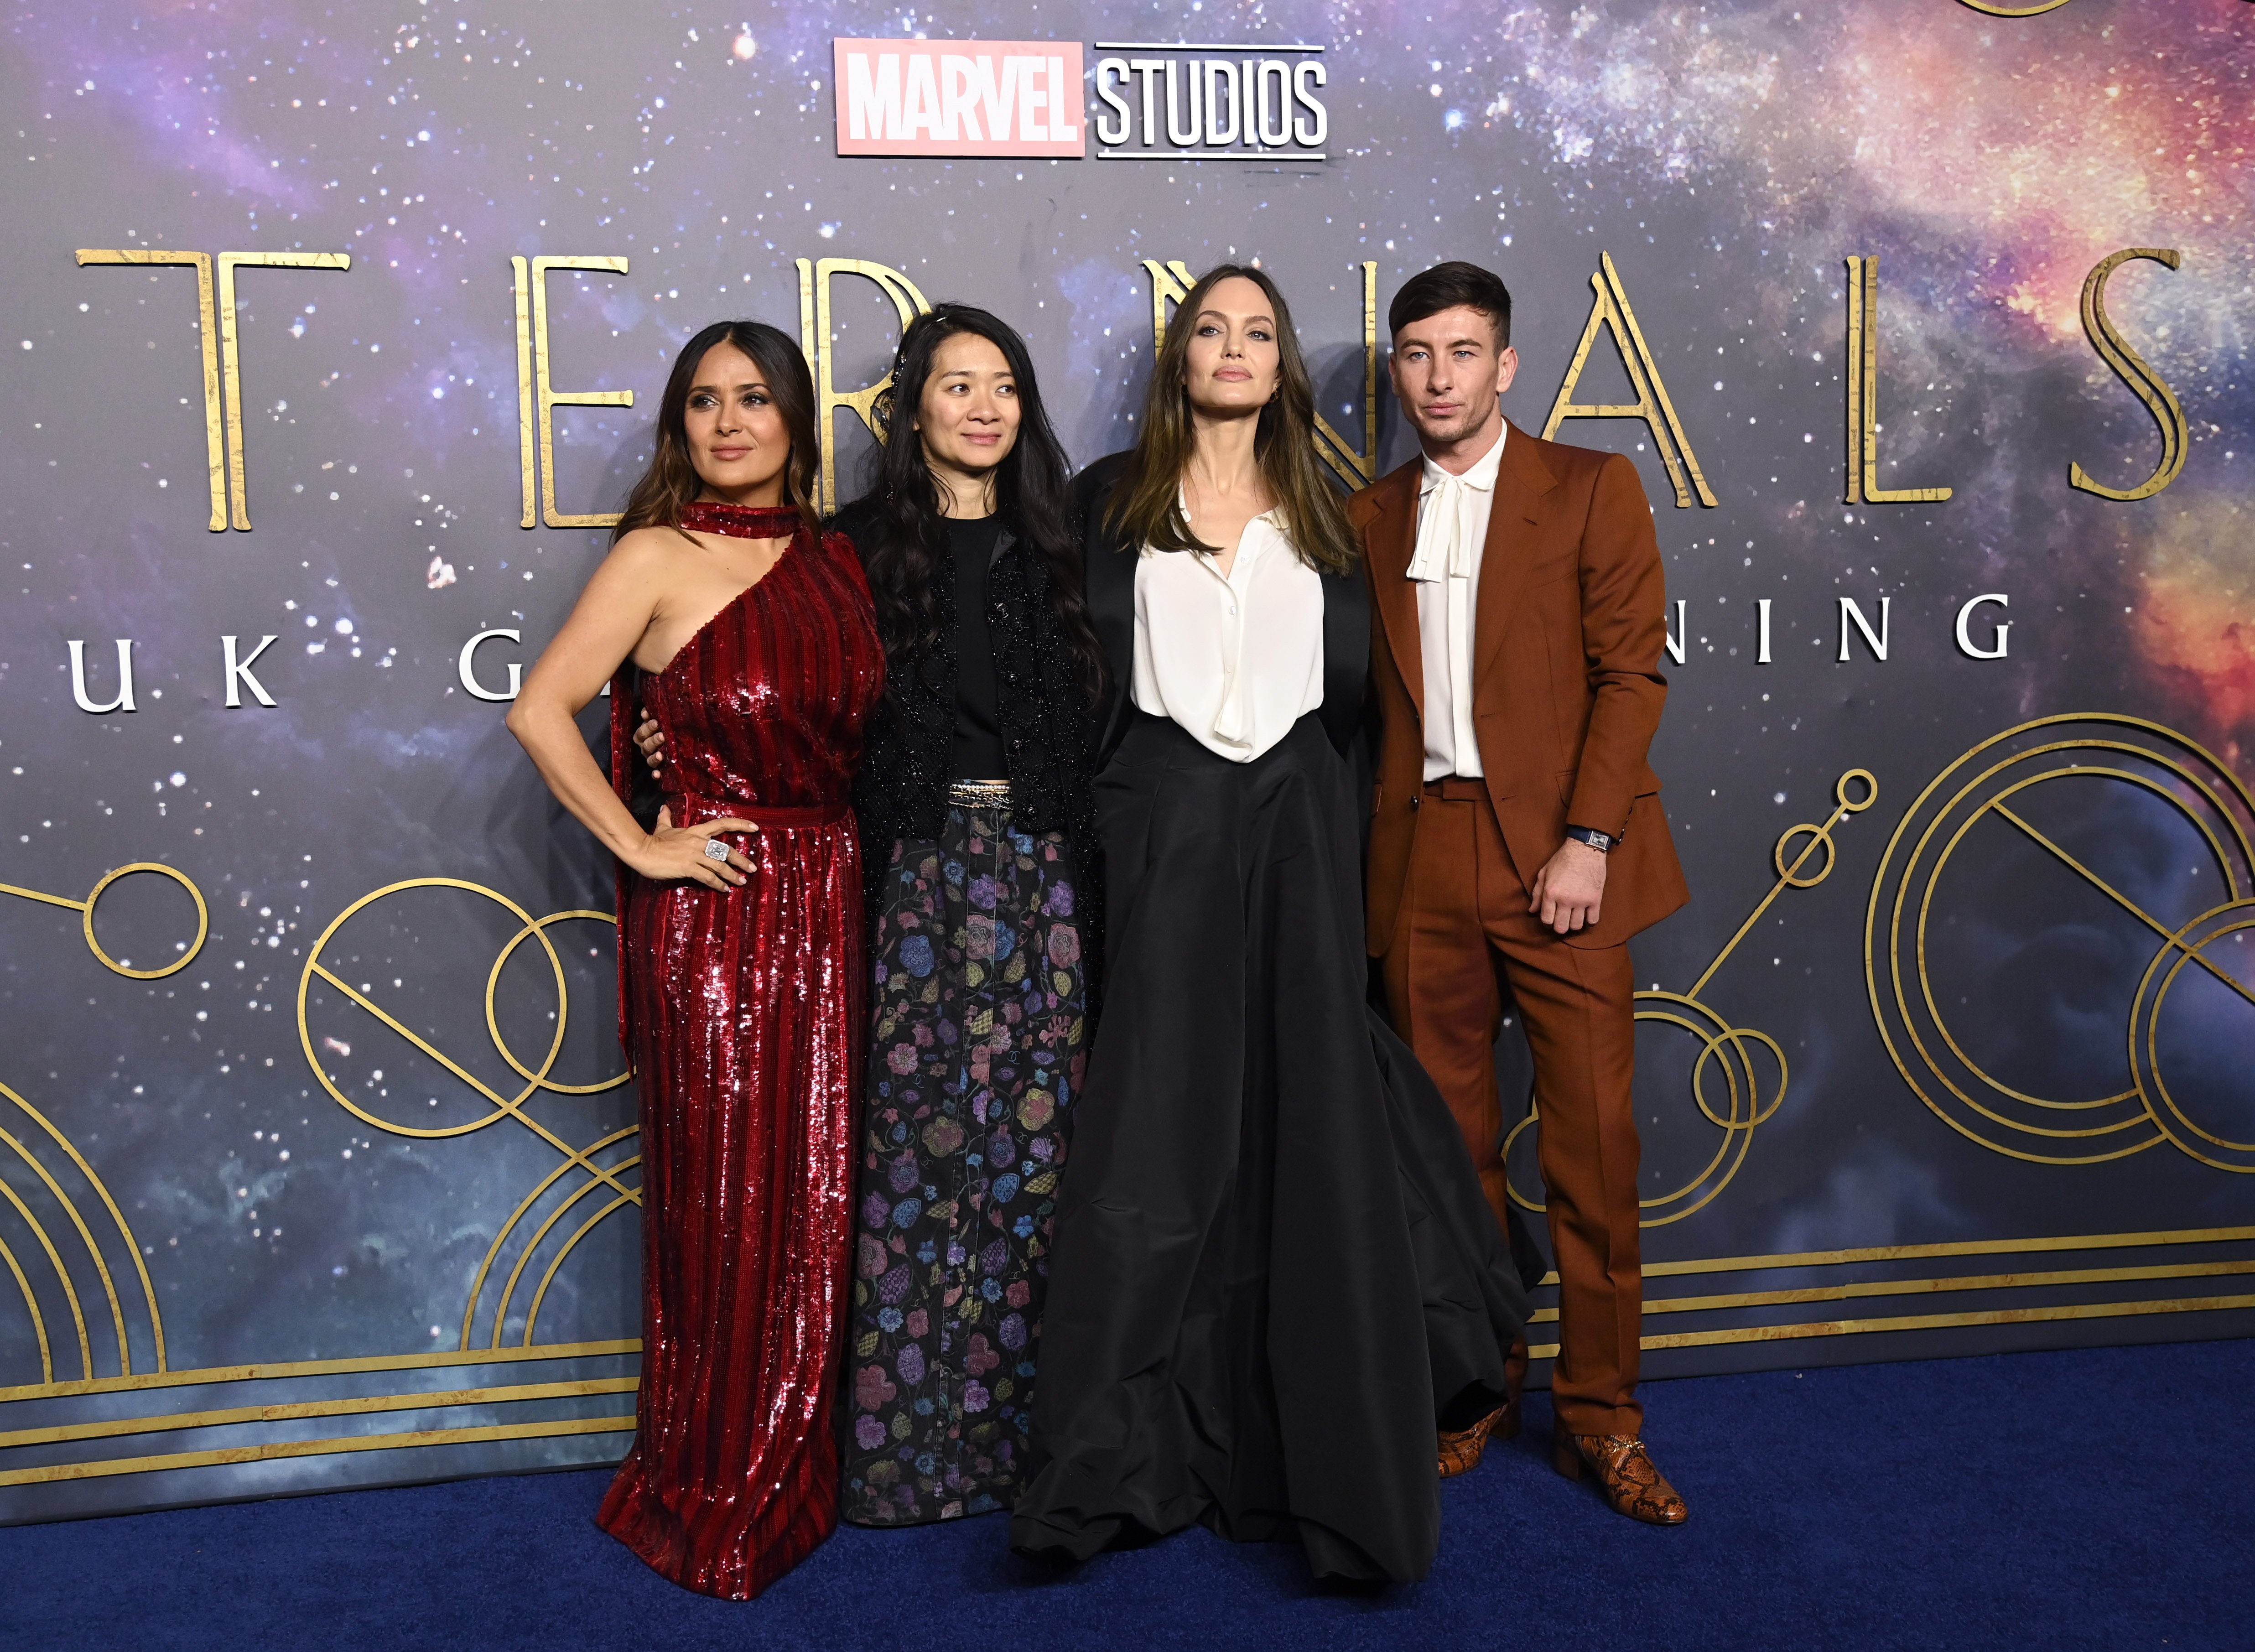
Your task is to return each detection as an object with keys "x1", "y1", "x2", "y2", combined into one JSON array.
[{"x1": 829, "y1": 496, "x2": 1102, "y2": 914}]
